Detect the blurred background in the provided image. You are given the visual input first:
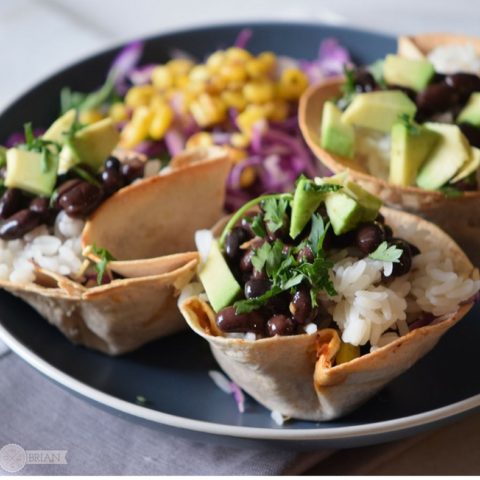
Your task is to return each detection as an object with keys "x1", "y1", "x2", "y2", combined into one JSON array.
[{"x1": 0, "y1": 0, "x2": 477, "y2": 109}]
